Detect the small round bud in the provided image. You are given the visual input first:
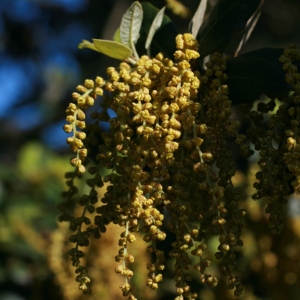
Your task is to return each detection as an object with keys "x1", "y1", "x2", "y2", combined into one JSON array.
[
  {"x1": 127, "y1": 233, "x2": 136, "y2": 243},
  {"x1": 63, "y1": 124, "x2": 73, "y2": 133}
]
